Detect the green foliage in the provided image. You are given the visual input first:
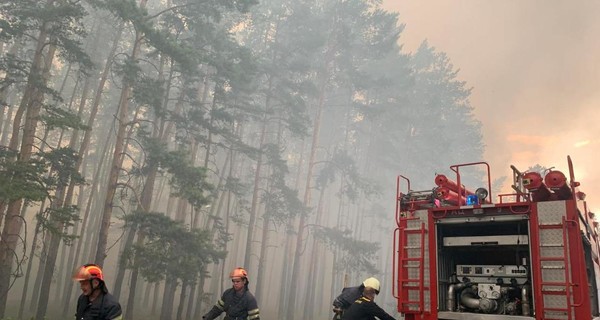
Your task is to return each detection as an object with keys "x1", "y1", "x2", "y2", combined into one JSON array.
[
  {"x1": 263, "y1": 143, "x2": 287, "y2": 174},
  {"x1": 355, "y1": 39, "x2": 484, "y2": 193},
  {"x1": 35, "y1": 148, "x2": 85, "y2": 243},
  {"x1": 0, "y1": 148, "x2": 48, "y2": 202},
  {"x1": 91, "y1": 0, "x2": 264, "y2": 179},
  {"x1": 238, "y1": 3, "x2": 315, "y2": 138},
  {"x1": 0, "y1": 54, "x2": 29, "y2": 90},
  {"x1": 224, "y1": 176, "x2": 249, "y2": 197},
  {"x1": 260, "y1": 143, "x2": 308, "y2": 225},
  {"x1": 132, "y1": 76, "x2": 165, "y2": 115},
  {"x1": 48, "y1": 1, "x2": 93, "y2": 70},
  {"x1": 113, "y1": 56, "x2": 142, "y2": 86},
  {"x1": 0, "y1": 52, "x2": 65, "y2": 106},
  {"x1": 205, "y1": 40, "x2": 257, "y2": 94},
  {"x1": 122, "y1": 212, "x2": 225, "y2": 283},
  {"x1": 39, "y1": 147, "x2": 85, "y2": 188},
  {"x1": 0, "y1": 0, "x2": 490, "y2": 317},
  {"x1": 41, "y1": 105, "x2": 89, "y2": 131},
  {"x1": 223, "y1": 176, "x2": 251, "y2": 225},
  {"x1": 141, "y1": 26, "x2": 197, "y2": 72},
  {"x1": 138, "y1": 133, "x2": 214, "y2": 209},
  {"x1": 165, "y1": 151, "x2": 214, "y2": 209},
  {"x1": 0, "y1": 0, "x2": 49, "y2": 41},
  {"x1": 0, "y1": 0, "x2": 33, "y2": 42},
  {"x1": 313, "y1": 226, "x2": 379, "y2": 275},
  {"x1": 261, "y1": 185, "x2": 306, "y2": 226},
  {"x1": 0, "y1": 146, "x2": 84, "y2": 200},
  {"x1": 316, "y1": 149, "x2": 380, "y2": 202},
  {"x1": 89, "y1": 0, "x2": 258, "y2": 72},
  {"x1": 172, "y1": 106, "x2": 261, "y2": 162},
  {"x1": 0, "y1": 147, "x2": 84, "y2": 246},
  {"x1": 0, "y1": 0, "x2": 93, "y2": 69},
  {"x1": 37, "y1": 205, "x2": 80, "y2": 245},
  {"x1": 210, "y1": 215, "x2": 231, "y2": 250}
]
